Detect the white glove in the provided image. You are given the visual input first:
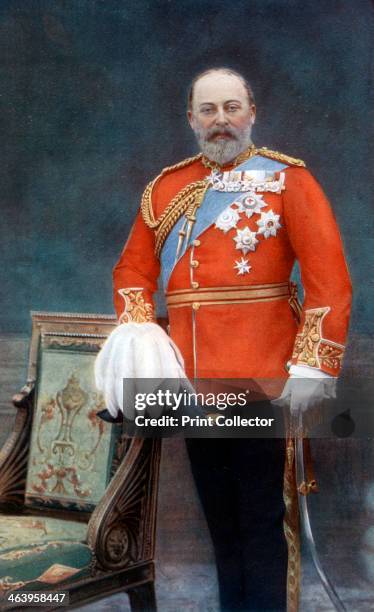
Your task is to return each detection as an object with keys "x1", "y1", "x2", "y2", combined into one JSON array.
[
  {"x1": 273, "y1": 366, "x2": 336, "y2": 415},
  {"x1": 94, "y1": 323, "x2": 186, "y2": 420}
]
